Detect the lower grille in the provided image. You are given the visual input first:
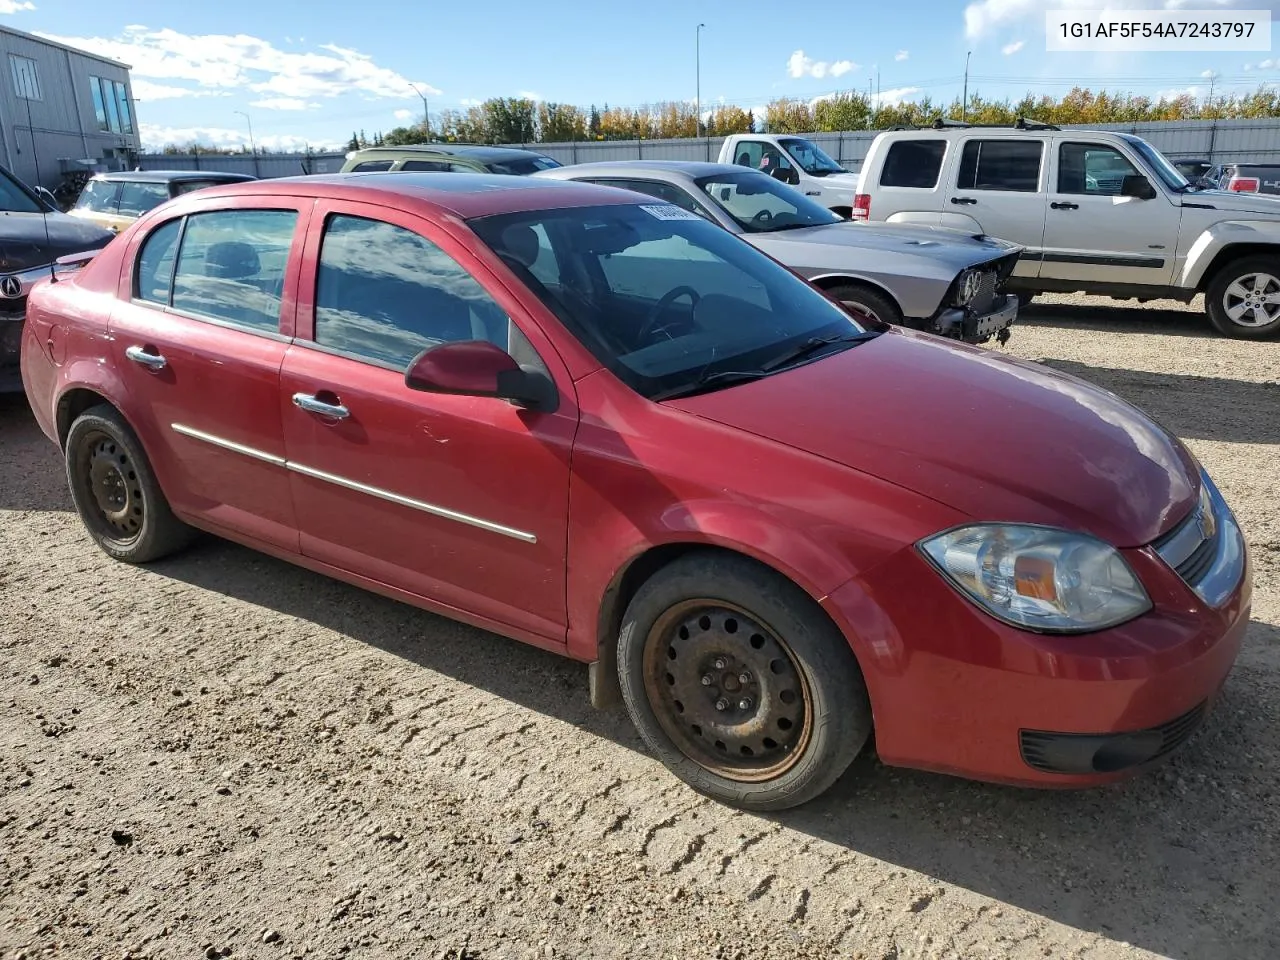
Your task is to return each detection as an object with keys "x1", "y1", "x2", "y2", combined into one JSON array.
[
  {"x1": 971, "y1": 271, "x2": 998, "y2": 314},
  {"x1": 1154, "y1": 488, "x2": 1220, "y2": 591},
  {"x1": 1019, "y1": 701, "x2": 1208, "y2": 775}
]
